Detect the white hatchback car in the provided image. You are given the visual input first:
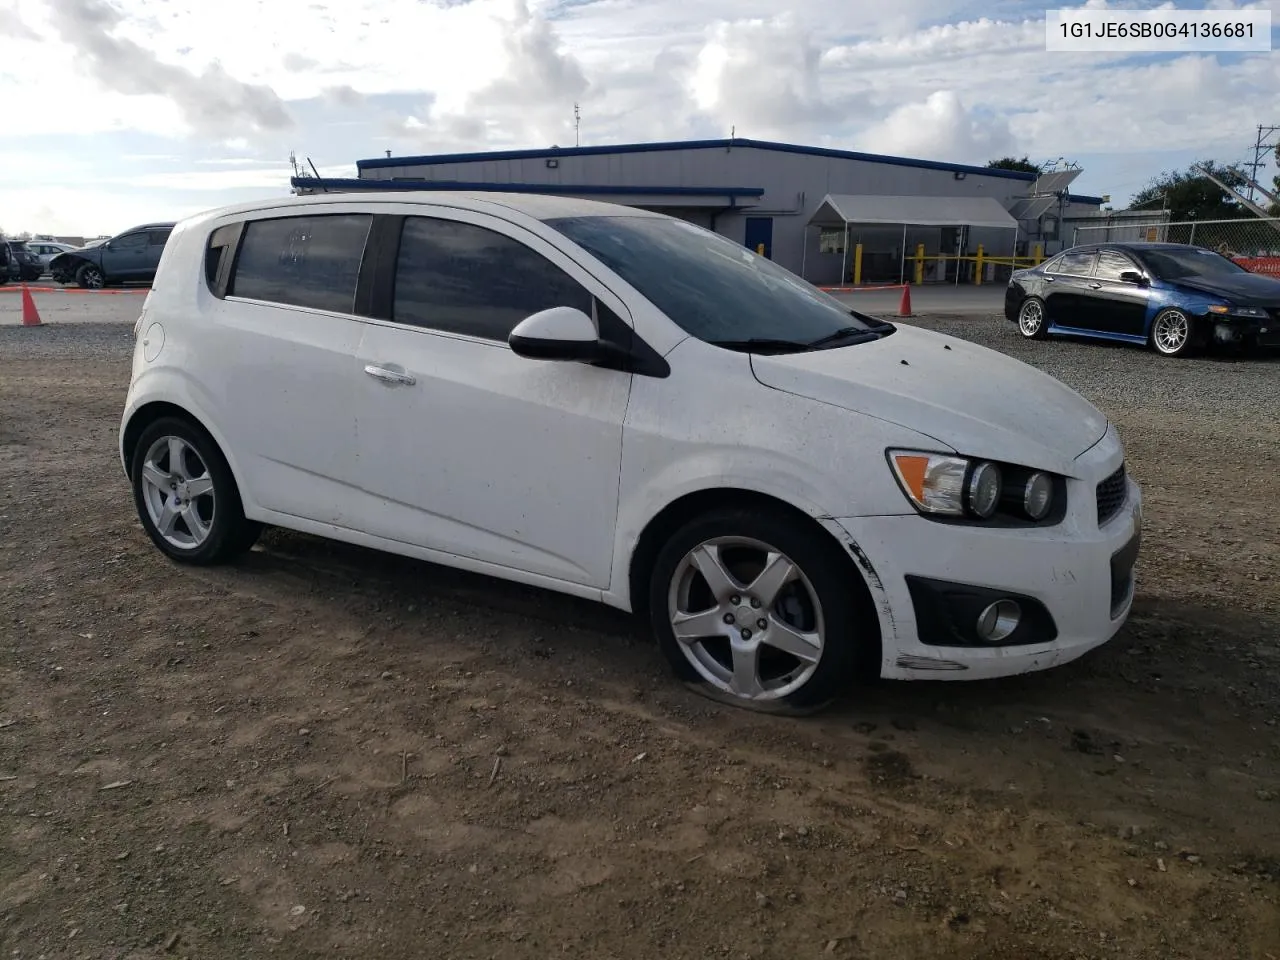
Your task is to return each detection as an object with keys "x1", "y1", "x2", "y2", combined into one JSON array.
[{"x1": 120, "y1": 192, "x2": 1142, "y2": 713}]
